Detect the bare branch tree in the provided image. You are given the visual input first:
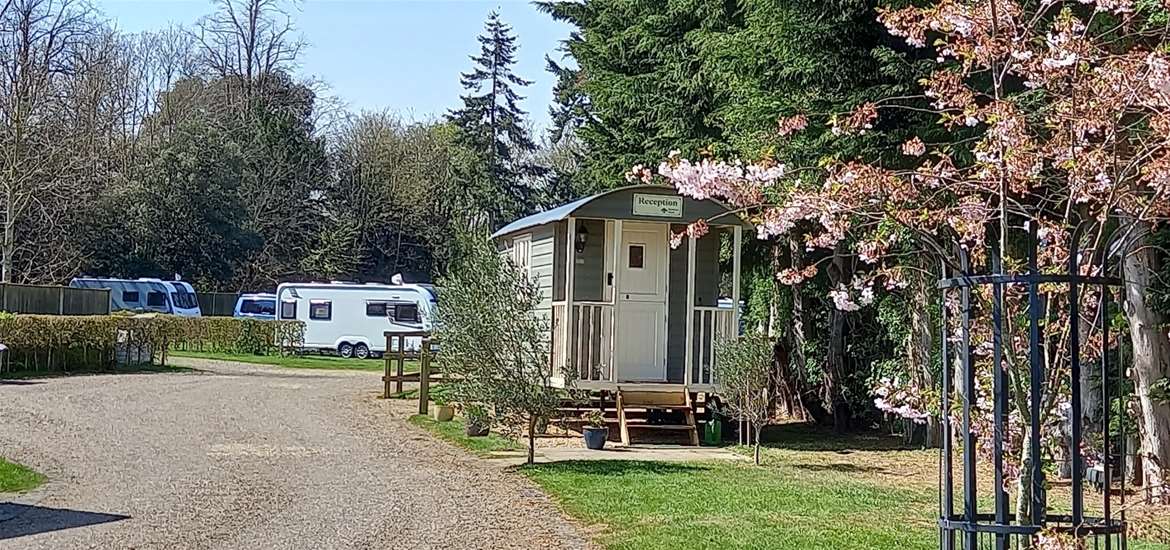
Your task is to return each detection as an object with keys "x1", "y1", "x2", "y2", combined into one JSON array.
[
  {"x1": 0, "y1": 0, "x2": 98, "y2": 282},
  {"x1": 194, "y1": 0, "x2": 303, "y2": 104}
]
